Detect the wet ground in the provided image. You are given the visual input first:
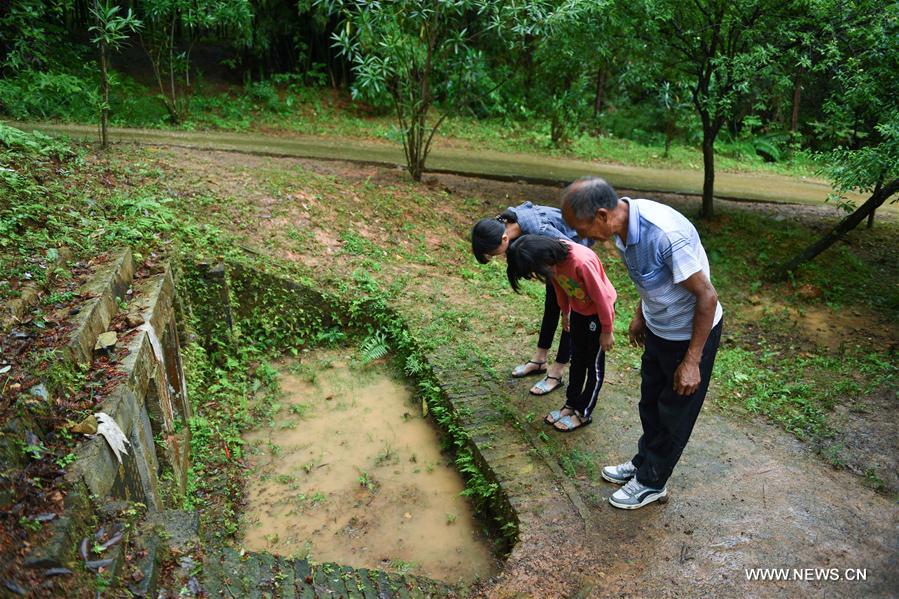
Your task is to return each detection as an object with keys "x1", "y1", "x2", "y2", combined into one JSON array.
[
  {"x1": 240, "y1": 351, "x2": 498, "y2": 586},
  {"x1": 466, "y1": 367, "x2": 898, "y2": 598},
  {"x1": 148, "y1": 146, "x2": 893, "y2": 597}
]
